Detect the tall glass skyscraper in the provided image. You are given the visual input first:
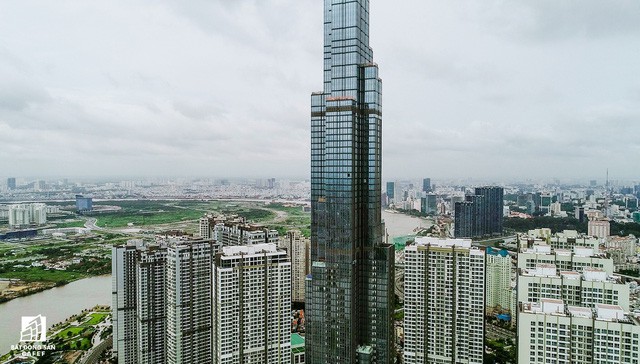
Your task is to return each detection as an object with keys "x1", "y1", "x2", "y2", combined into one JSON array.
[{"x1": 306, "y1": 1, "x2": 394, "y2": 363}]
